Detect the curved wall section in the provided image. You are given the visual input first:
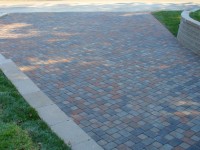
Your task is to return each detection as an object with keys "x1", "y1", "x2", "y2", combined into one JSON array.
[{"x1": 177, "y1": 10, "x2": 200, "y2": 55}]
